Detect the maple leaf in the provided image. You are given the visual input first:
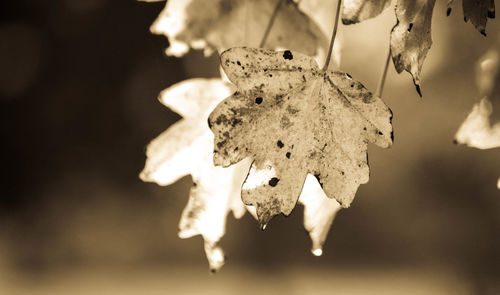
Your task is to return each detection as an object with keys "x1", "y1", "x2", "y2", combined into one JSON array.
[
  {"x1": 455, "y1": 41, "x2": 500, "y2": 150},
  {"x1": 391, "y1": 0, "x2": 436, "y2": 96},
  {"x1": 342, "y1": 0, "x2": 391, "y2": 25},
  {"x1": 140, "y1": 78, "x2": 252, "y2": 272},
  {"x1": 208, "y1": 47, "x2": 393, "y2": 226},
  {"x1": 447, "y1": 0, "x2": 495, "y2": 36},
  {"x1": 150, "y1": 0, "x2": 327, "y2": 57}
]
